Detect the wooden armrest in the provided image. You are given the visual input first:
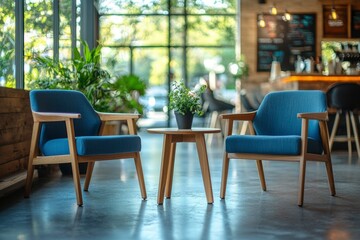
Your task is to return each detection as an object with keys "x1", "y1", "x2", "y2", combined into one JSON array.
[
  {"x1": 97, "y1": 112, "x2": 140, "y2": 135},
  {"x1": 97, "y1": 112, "x2": 141, "y2": 121},
  {"x1": 220, "y1": 111, "x2": 257, "y2": 121},
  {"x1": 297, "y1": 112, "x2": 328, "y2": 121},
  {"x1": 32, "y1": 111, "x2": 81, "y2": 122}
]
